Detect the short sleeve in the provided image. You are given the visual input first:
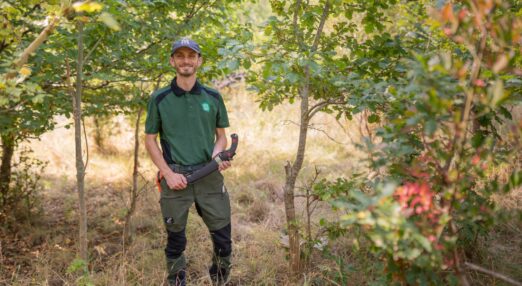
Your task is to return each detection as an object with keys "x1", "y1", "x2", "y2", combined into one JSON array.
[
  {"x1": 216, "y1": 95, "x2": 230, "y2": 128},
  {"x1": 145, "y1": 95, "x2": 161, "y2": 134}
]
